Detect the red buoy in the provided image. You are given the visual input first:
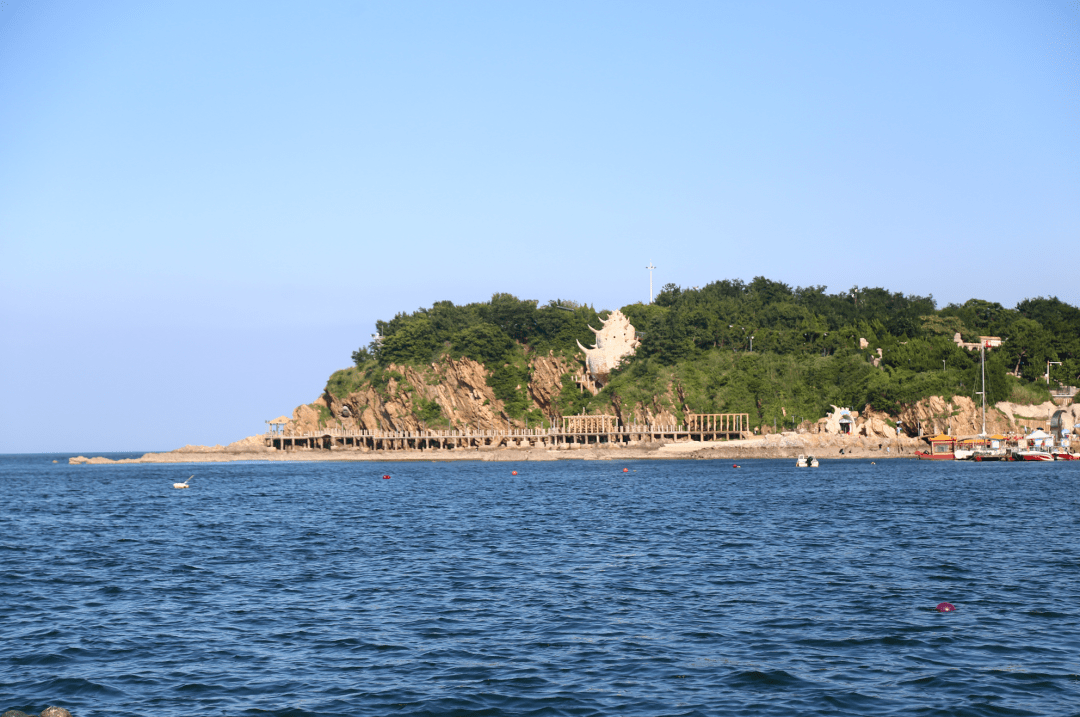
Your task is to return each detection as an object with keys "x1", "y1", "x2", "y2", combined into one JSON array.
[
  {"x1": 382, "y1": 474, "x2": 391, "y2": 480},
  {"x1": 732, "y1": 464, "x2": 740, "y2": 468},
  {"x1": 511, "y1": 470, "x2": 518, "y2": 475},
  {"x1": 623, "y1": 468, "x2": 629, "y2": 473},
  {"x1": 936, "y1": 602, "x2": 956, "y2": 612}
]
